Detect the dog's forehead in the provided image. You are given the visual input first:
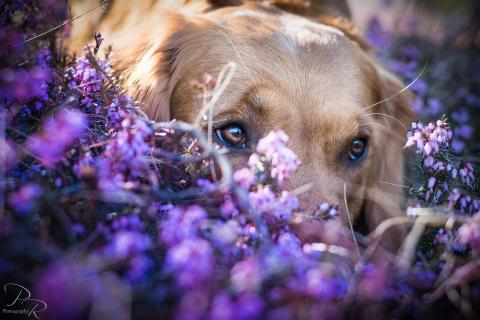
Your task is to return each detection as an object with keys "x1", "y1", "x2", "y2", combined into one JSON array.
[
  {"x1": 196, "y1": 6, "x2": 375, "y2": 125},
  {"x1": 278, "y1": 14, "x2": 345, "y2": 48},
  {"x1": 219, "y1": 7, "x2": 345, "y2": 48}
]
